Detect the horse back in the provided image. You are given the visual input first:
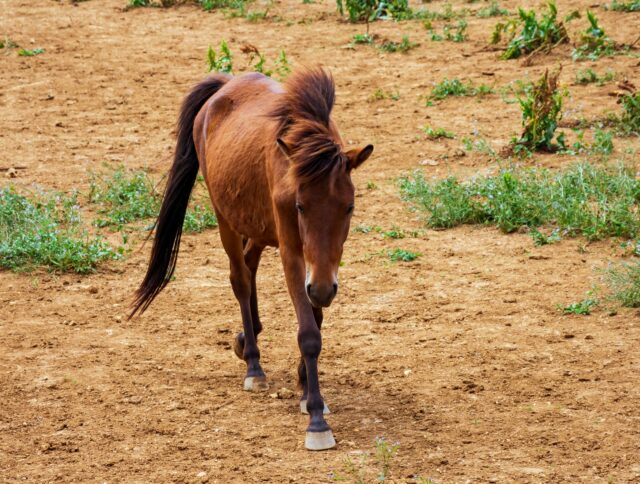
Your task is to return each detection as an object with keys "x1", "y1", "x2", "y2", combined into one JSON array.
[{"x1": 193, "y1": 73, "x2": 284, "y2": 247}]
